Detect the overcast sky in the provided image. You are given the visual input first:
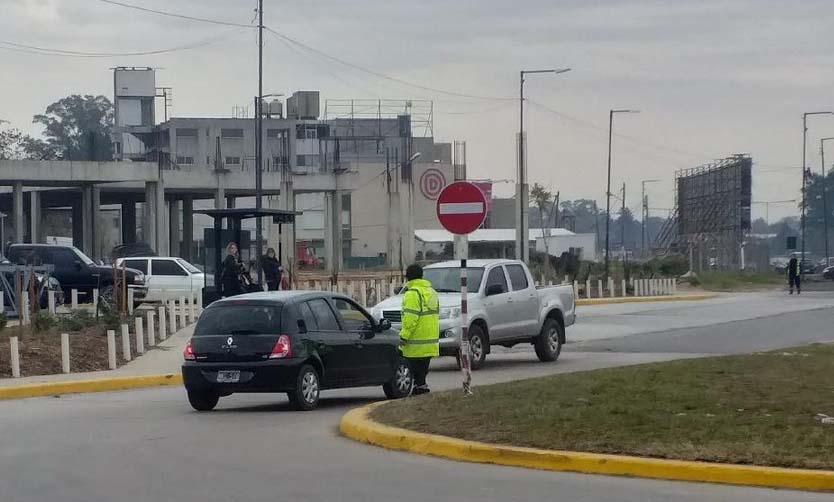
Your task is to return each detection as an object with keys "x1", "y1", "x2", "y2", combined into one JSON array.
[{"x1": 3, "y1": 0, "x2": 834, "y2": 221}]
